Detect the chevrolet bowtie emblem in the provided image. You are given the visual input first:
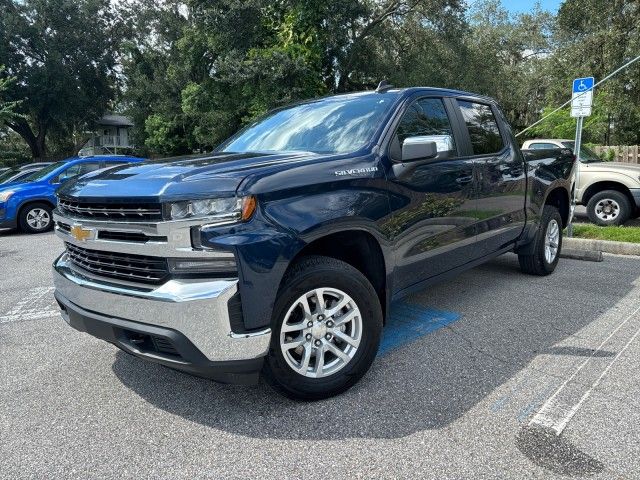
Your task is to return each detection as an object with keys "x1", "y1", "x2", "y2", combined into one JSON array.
[{"x1": 70, "y1": 225, "x2": 94, "y2": 242}]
